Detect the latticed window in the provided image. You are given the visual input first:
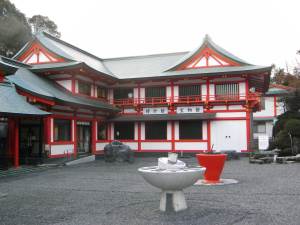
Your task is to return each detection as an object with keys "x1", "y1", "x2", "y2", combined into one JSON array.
[
  {"x1": 179, "y1": 85, "x2": 201, "y2": 96},
  {"x1": 179, "y1": 121, "x2": 202, "y2": 139},
  {"x1": 54, "y1": 119, "x2": 71, "y2": 141},
  {"x1": 78, "y1": 81, "x2": 91, "y2": 96},
  {"x1": 97, "y1": 87, "x2": 107, "y2": 99},
  {"x1": 114, "y1": 122, "x2": 134, "y2": 140},
  {"x1": 113, "y1": 88, "x2": 133, "y2": 99},
  {"x1": 145, "y1": 87, "x2": 166, "y2": 98},
  {"x1": 97, "y1": 123, "x2": 107, "y2": 140},
  {"x1": 215, "y1": 83, "x2": 239, "y2": 100},
  {"x1": 145, "y1": 121, "x2": 167, "y2": 140}
]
